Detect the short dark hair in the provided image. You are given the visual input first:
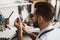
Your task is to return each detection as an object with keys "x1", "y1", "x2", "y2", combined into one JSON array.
[{"x1": 34, "y1": 2, "x2": 55, "y2": 22}]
